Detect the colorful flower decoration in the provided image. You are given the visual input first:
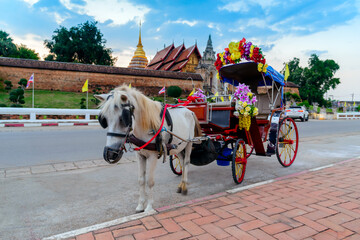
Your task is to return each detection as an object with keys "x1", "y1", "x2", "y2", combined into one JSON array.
[
  {"x1": 232, "y1": 83, "x2": 258, "y2": 131},
  {"x1": 192, "y1": 88, "x2": 206, "y2": 102},
  {"x1": 215, "y1": 37, "x2": 268, "y2": 80}
]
